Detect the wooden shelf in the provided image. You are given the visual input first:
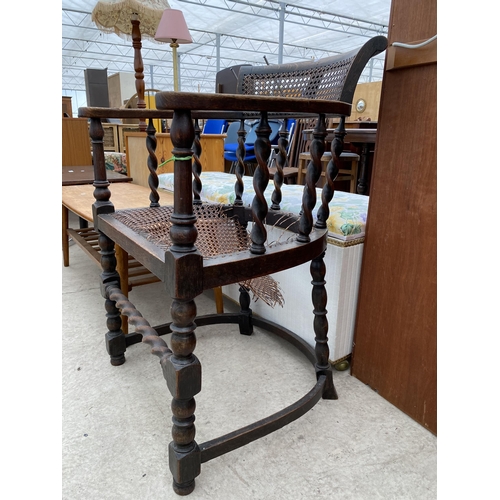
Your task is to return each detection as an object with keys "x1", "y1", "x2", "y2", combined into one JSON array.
[{"x1": 386, "y1": 37, "x2": 437, "y2": 71}]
